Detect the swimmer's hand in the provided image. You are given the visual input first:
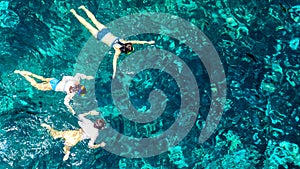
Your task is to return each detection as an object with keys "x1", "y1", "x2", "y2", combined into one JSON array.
[
  {"x1": 90, "y1": 142, "x2": 106, "y2": 149},
  {"x1": 89, "y1": 110, "x2": 99, "y2": 116},
  {"x1": 86, "y1": 76, "x2": 94, "y2": 80},
  {"x1": 67, "y1": 106, "x2": 76, "y2": 115},
  {"x1": 100, "y1": 142, "x2": 106, "y2": 147},
  {"x1": 147, "y1": 40, "x2": 155, "y2": 44},
  {"x1": 70, "y1": 109, "x2": 76, "y2": 115},
  {"x1": 41, "y1": 123, "x2": 51, "y2": 130}
]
